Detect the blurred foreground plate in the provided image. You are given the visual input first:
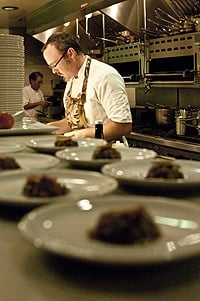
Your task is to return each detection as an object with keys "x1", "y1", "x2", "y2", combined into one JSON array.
[
  {"x1": 0, "y1": 142, "x2": 25, "y2": 153},
  {"x1": 56, "y1": 147, "x2": 157, "y2": 170},
  {"x1": 102, "y1": 159, "x2": 200, "y2": 193},
  {"x1": 18, "y1": 195, "x2": 200, "y2": 266},
  {"x1": 0, "y1": 121, "x2": 58, "y2": 136},
  {"x1": 0, "y1": 153, "x2": 60, "y2": 170},
  {"x1": 0, "y1": 169, "x2": 118, "y2": 207}
]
